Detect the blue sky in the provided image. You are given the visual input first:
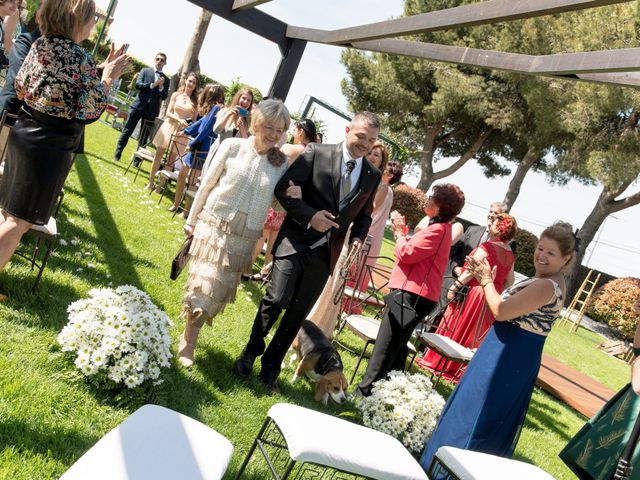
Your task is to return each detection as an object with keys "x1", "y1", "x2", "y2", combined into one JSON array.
[{"x1": 96, "y1": 0, "x2": 639, "y2": 278}]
